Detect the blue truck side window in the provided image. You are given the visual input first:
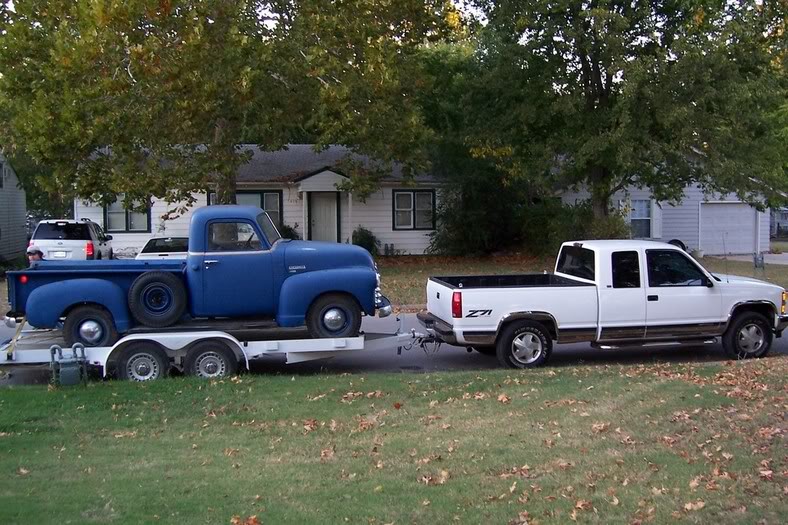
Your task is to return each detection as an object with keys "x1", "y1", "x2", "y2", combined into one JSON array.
[{"x1": 208, "y1": 222, "x2": 262, "y2": 252}]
